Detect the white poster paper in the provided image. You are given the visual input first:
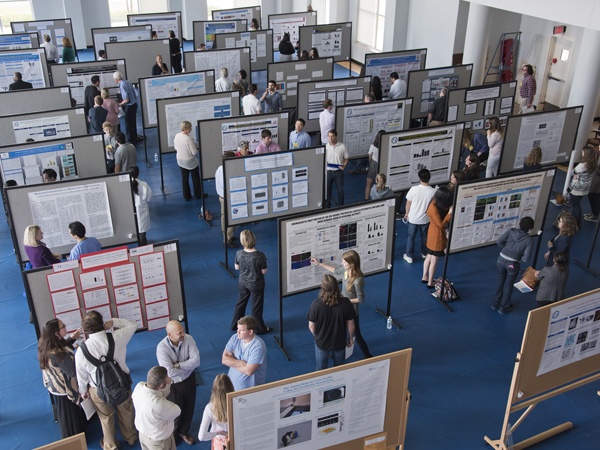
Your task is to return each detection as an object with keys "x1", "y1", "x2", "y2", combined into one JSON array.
[
  {"x1": 47, "y1": 270, "x2": 76, "y2": 292},
  {"x1": 146, "y1": 300, "x2": 169, "y2": 320},
  {"x1": 221, "y1": 117, "x2": 279, "y2": 154},
  {"x1": 80, "y1": 247, "x2": 128, "y2": 272},
  {"x1": 364, "y1": 53, "x2": 422, "y2": 96},
  {"x1": 79, "y1": 269, "x2": 107, "y2": 291},
  {"x1": 55, "y1": 309, "x2": 82, "y2": 333},
  {"x1": 114, "y1": 284, "x2": 140, "y2": 305},
  {"x1": 512, "y1": 110, "x2": 567, "y2": 169},
  {"x1": 13, "y1": 115, "x2": 71, "y2": 143},
  {"x1": 110, "y1": 263, "x2": 137, "y2": 287},
  {"x1": 193, "y1": 49, "x2": 241, "y2": 85},
  {"x1": 143, "y1": 283, "x2": 168, "y2": 305},
  {"x1": 51, "y1": 288, "x2": 80, "y2": 314},
  {"x1": 83, "y1": 287, "x2": 110, "y2": 309},
  {"x1": 117, "y1": 300, "x2": 143, "y2": 328},
  {"x1": 0, "y1": 49, "x2": 46, "y2": 92},
  {"x1": 139, "y1": 252, "x2": 166, "y2": 288},
  {"x1": 147, "y1": 315, "x2": 170, "y2": 331}
]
